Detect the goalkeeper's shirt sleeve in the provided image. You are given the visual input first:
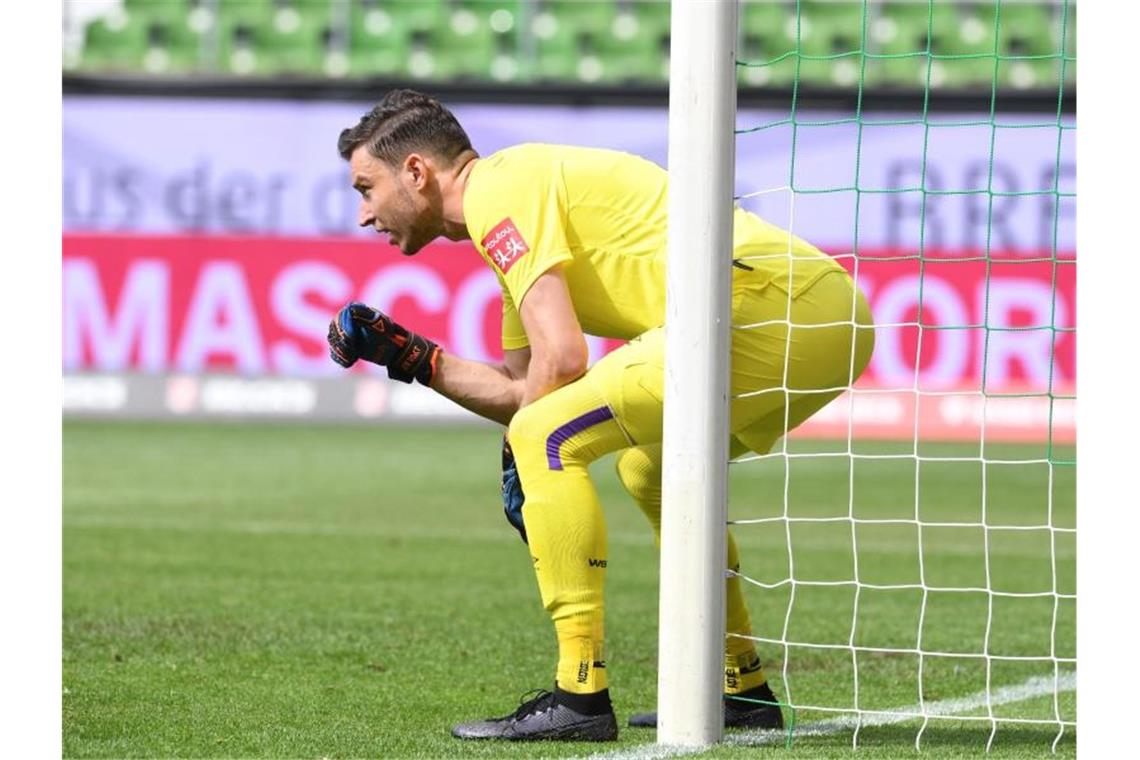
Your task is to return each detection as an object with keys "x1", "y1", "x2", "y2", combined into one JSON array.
[{"x1": 464, "y1": 147, "x2": 576, "y2": 351}]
